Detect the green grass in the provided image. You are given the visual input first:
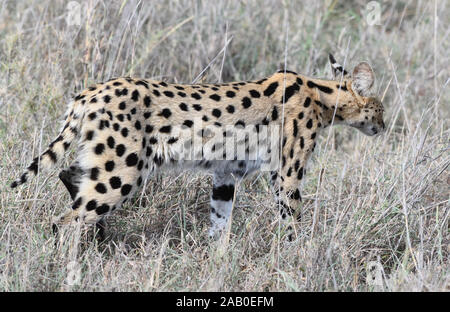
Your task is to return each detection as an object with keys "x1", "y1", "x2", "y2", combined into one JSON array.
[{"x1": 0, "y1": 0, "x2": 448, "y2": 291}]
